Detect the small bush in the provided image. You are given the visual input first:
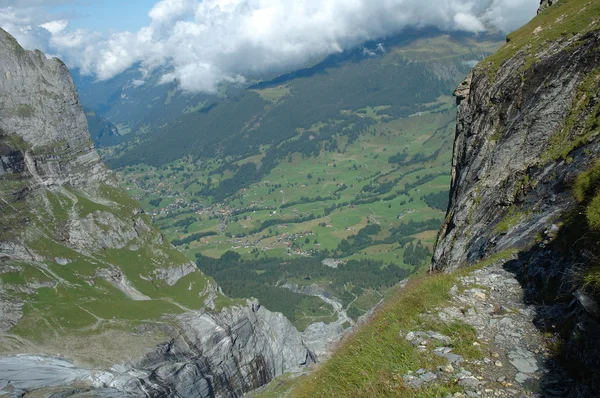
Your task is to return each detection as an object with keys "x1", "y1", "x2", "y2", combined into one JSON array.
[
  {"x1": 586, "y1": 194, "x2": 600, "y2": 231},
  {"x1": 573, "y1": 161, "x2": 600, "y2": 203},
  {"x1": 583, "y1": 267, "x2": 600, "y2": 293}
]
